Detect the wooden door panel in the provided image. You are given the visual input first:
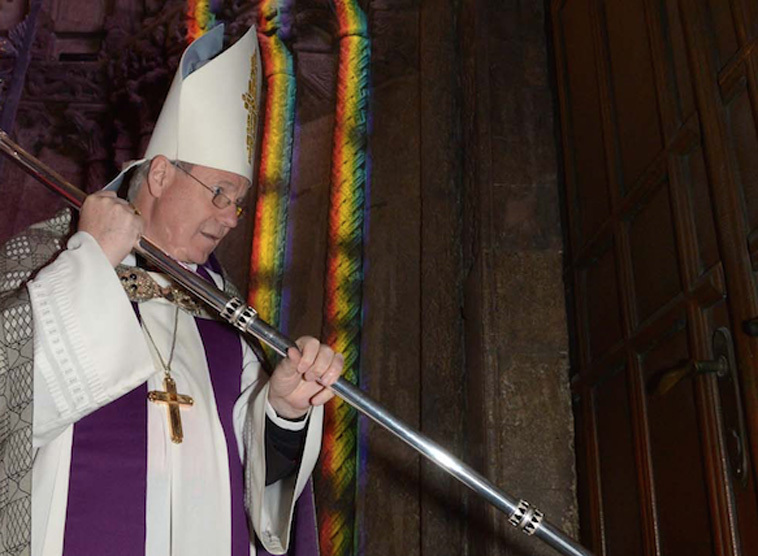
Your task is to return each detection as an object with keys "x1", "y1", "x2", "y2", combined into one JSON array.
[
  {"x1": 714, "y1": 37, "x2": 758, "y2": 555},
  {"x1": 691, "y1": 0, "x2": 758, "y2": 550},
  {"x1": 626, "y1": 180, "x2": 682, "y2": 325},
  {"x1": 662, "y1": 0, "x2": 697, "y2": 123},
  {"x1": 700, "y1": 0, "x2": 741, "y2": 71},
  {"x1": 593, "y1": 365, "x2": 646, "y2": 556},
  {"x1": 553, "y1": 0, "x2": 758, "y2": 554},
  {"x1": 574, "y1": 396, "x2": 597, "y2": 548},
  {"x1": 744, "y1": 0, "x2": 758, "y2": 39},
  {"x1": 578, "y1": 243, "x2": 624, "y2": 365},
  {"x1": 701, "y1": 299, "x2": 758, "y2": 555},
  {"x1": 603, "y1": 0, "x2": 664, "y2": 191},
  {"x1": 706, "y1": 10, "x2": 758, "y2": 528},
  {"x1": 674, "y1": 137, "x2": 720, "y2": 276},
  {"x1": 638, "y1": 317, "x2": 716, "y2": 556},
  {"x1": 559, "y1": 0, "x2": 611, "y2": 245},
  {"x1": 722, "y1": 85, "x2": 758, "y2": 272}
]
